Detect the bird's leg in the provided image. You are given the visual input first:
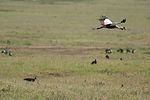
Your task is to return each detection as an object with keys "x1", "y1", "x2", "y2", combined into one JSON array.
[
  {"x1": 120, "y1": 27, "x2": 126, "y2": 30},
  {"x1": 116, "y1": 25, "x2": 125, "y2": 30}
]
